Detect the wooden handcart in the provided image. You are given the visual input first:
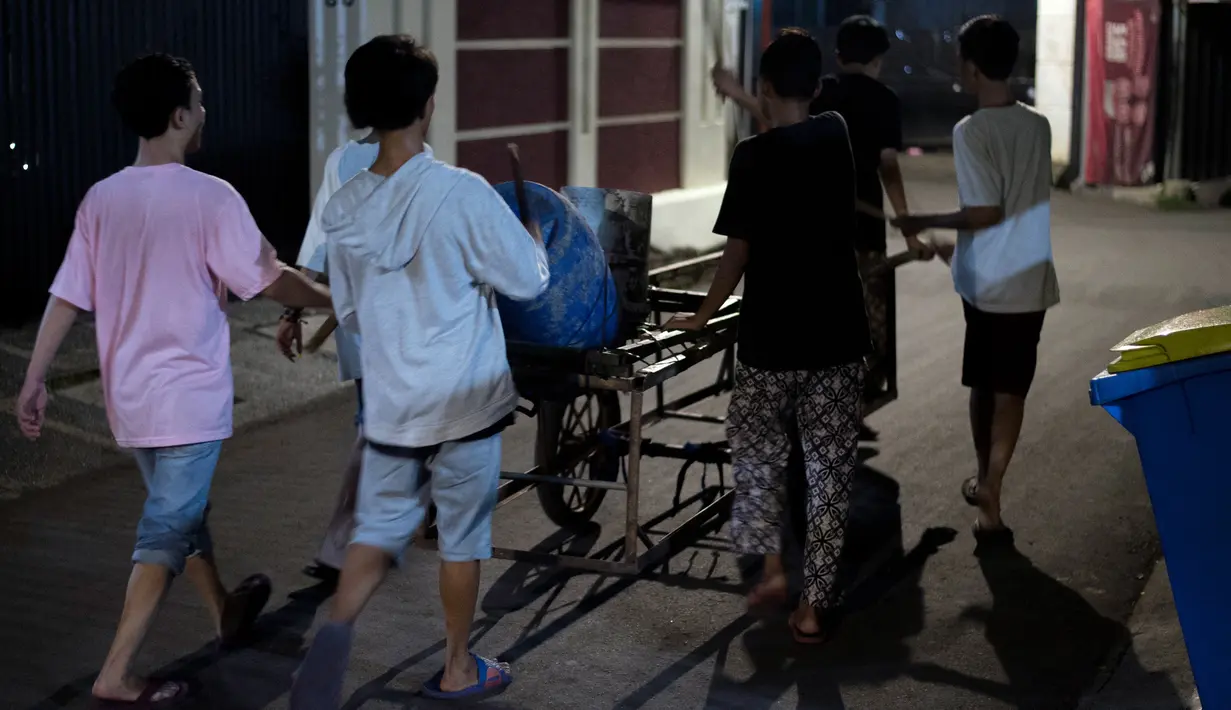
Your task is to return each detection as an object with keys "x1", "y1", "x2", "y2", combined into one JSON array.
[{"x1": 423, "y1": 244, "x2": 917, "y2": 577}]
